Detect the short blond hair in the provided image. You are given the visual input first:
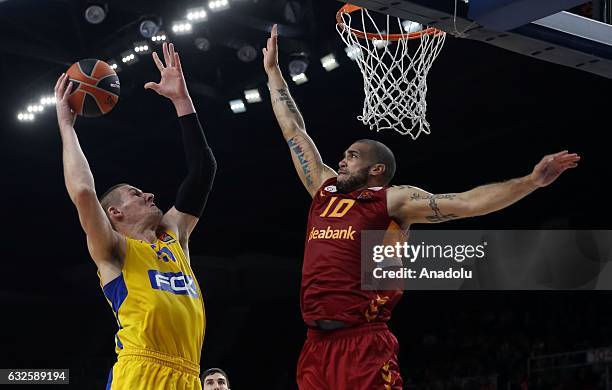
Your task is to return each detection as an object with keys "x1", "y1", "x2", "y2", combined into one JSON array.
[{"x1": 99, "y1": 183, "x2": 129, "y2": 221}]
